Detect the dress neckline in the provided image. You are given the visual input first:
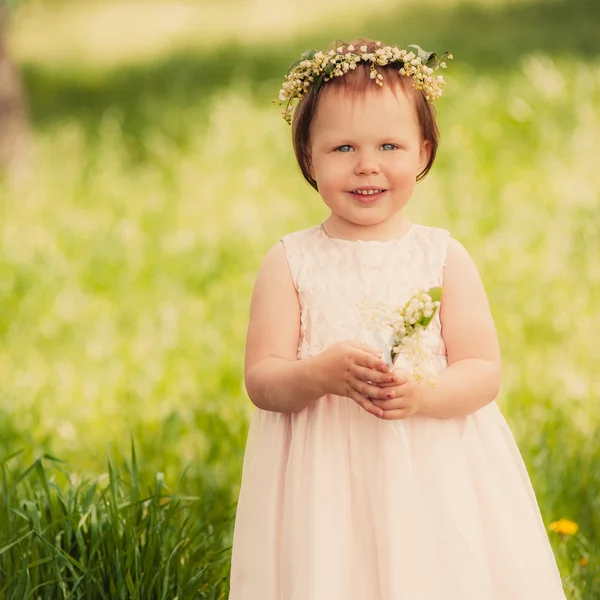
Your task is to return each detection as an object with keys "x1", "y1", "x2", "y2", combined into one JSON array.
[{"x1": 317, "y1": 222, "x2": 417, "y2": 246}]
